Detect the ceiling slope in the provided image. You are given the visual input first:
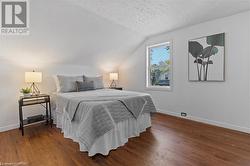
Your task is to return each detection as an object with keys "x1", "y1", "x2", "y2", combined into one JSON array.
[
  {"x1": 1, "y1": 0, "x2": 249, "y2": 70},
  {"x1": 0, "y1": 0, "x2": 145, "y2": 70}
]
